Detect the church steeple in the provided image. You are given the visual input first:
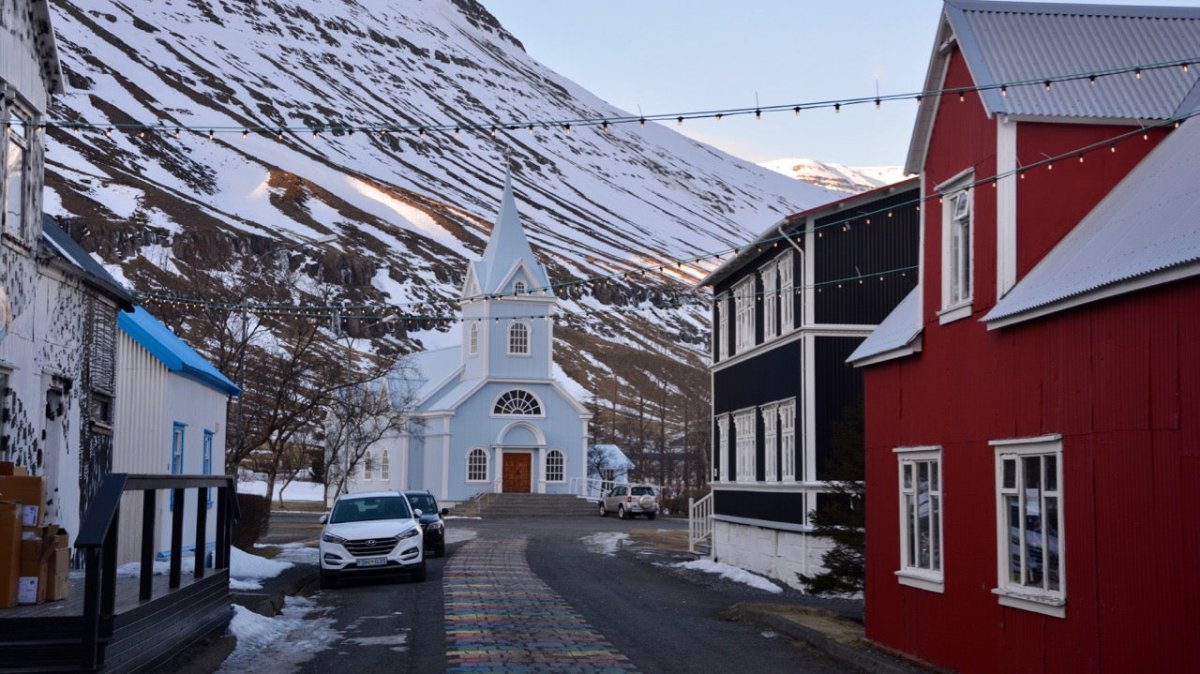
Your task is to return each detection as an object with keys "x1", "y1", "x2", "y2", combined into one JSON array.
[{"x1": 465, "y1": 168, "x2": 550, "y2": 299}]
